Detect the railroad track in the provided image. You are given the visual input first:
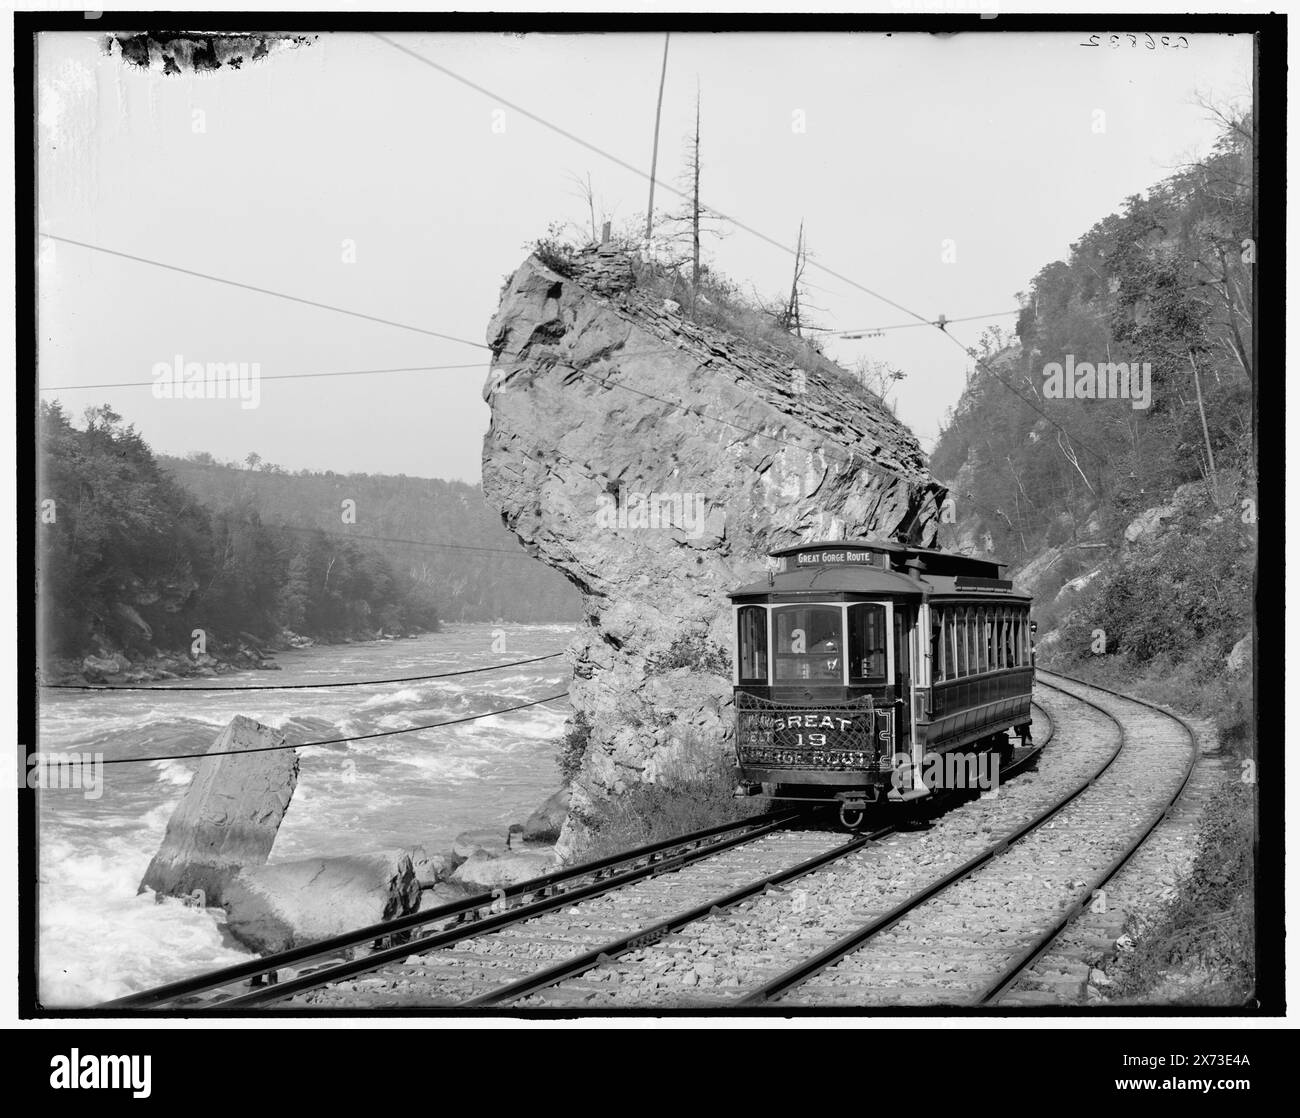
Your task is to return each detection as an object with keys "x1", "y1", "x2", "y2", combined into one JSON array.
[
  {"x1": 738, "y1": 671, "x2": 1198, "y2": 1007},
  {"x1": 104, "y1": 809, "x2": 802, "y2": 1010},
  {"x1": 107, "y1": 701, "x2": 1049, "y2": 1012},
  {"x1": 106, "y1": 671, "x2": 1194, "y2": 1011}
]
